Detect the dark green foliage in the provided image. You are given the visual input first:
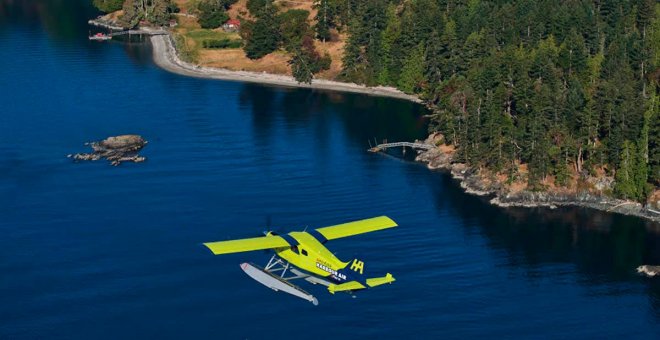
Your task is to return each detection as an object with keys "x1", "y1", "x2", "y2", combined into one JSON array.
[
  {"x1": 398, "y1": 44, "x2": 425, "y2": 94},
  {"x1": 278, "y1": 9, "x2": 310, "y2": 48},
  {"x1": 313, "y1": 0, "x2": 339, "y2": 42},
  {"x1": 93, "y1": 0, "x2": 124, "y2": 13},
  {"x1": 221, "y1": 0, "x2": 239, "y2": 10},
  {"x1": 234, "y1": 0, "x2": 658, "y2": 192},
  {"x1": 121, "y1": 0, "x2": 176, "y2": 27},
  {"x1": 277, "y1": 10, "x2": 330, "y2": 83},
  {"x1": 197, "y1": 1, "x2": 230, "y2": 29},
  {"x1": 614, "y1": 140, "x2": 640, "y2": 199},
  {"x1": 241, "y1": 3, "x2": 279, "y2": 59},
  {"x1": 202, "y1": 39, "x2": 242, "y2": 49},
  {"x1": 650, "y1": 108, "x2": 660, "y2": 185},
  {"x1": 290, "y1": 35, "x2": 331, "y2": 84},
  {"x1": 241, "y1": 4, "x2": 330, "y2": 83},
  {"x1": 337, "y1": 0, "x2": 658, "y2": 202},
  {"x1": 340, "y1": 0, "x2": 388, "y2": 85},
  {"x1": 246, "y1": 0, "x2": 270, "y2": 16}
]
